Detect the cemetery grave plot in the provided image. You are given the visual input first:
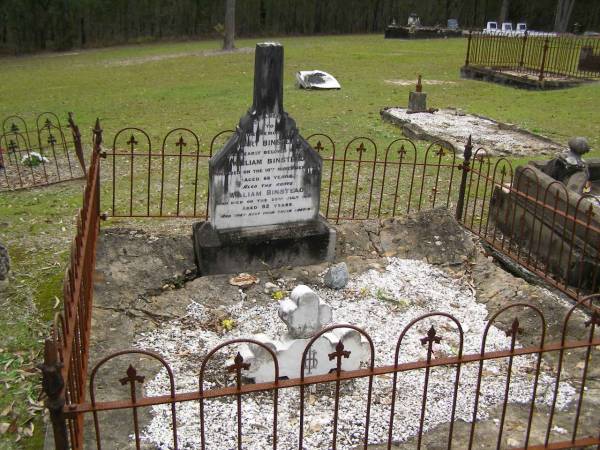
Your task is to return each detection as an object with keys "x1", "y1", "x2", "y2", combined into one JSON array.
[
  {"x1": 42, "y1": 42, "x2": 600, "y2": 450},
  {"x1": 0, "y1": 112, "x2": 86, "y2": 191},
  {"x1": 461, "y1": 33, "x2": 600, "y2": 90},
  {"x1": 87, "y1": 210, "x2": 600, "y2": 449},
  {"x1": 380, "y1": 107, "x2": 563, "y2": 158}
]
